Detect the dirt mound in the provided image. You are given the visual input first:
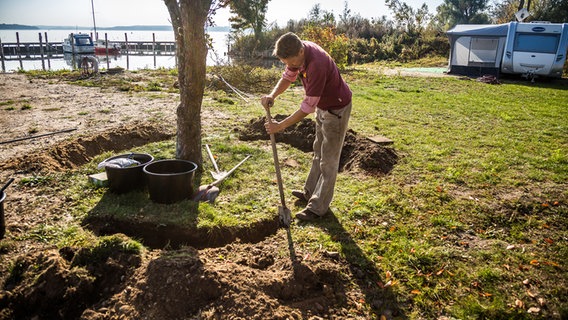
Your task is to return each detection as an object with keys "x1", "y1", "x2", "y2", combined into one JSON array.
[
  {"x1": 0, "y1": 122, "x2": 173, "y2": 173},
  {"x1": 0, "y1": 234, "x2": 142, "y2": 319},
  {"x1": 0, "y1": 231, "x2": 397, "y2": 319},
  {"x1": 2, "y1": 230, "x2": 395, "y2": 320},
  {"x1": 238, "y1": 115, "x2": 399, "y2": 175}
]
